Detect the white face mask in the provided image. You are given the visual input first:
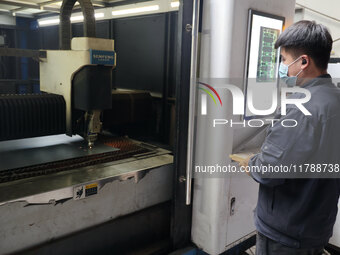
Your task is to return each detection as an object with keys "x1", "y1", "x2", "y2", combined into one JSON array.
[{"x1": 278, "y1": 56, "x2": 303, "y2": 87}]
